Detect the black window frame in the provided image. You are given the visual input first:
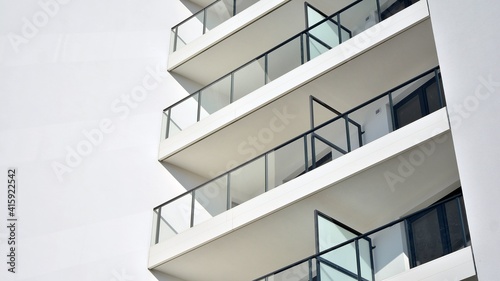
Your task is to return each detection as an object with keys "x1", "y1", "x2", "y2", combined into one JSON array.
[{"x1": 394, "y1": 75, "x2": 444, "y2": 129}]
